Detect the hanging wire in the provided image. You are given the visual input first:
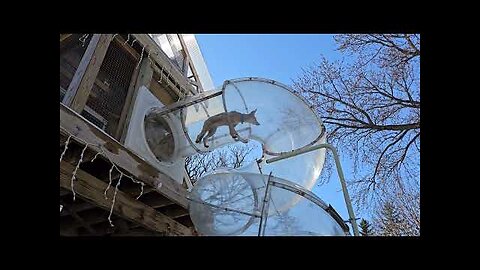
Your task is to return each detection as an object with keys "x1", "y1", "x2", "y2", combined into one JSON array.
[
  {"x1": 60, "y1": 128, "x2": 149, "y2": 201},
  {"x1": 105, "y1": 164, "x2": 116, "y2": 199},
  {"x1": 60, "y1": 135, "x2": 72, "y2": 162},
  {"x1": 59, "y1": 127, "x2": 191, "y2": 229},
  {"x1": 146, "y1": 50, "x2": 152, "y2": 65},
  {"x1": 136, "y1": 46, "x2": 145, "y2": 70},
  {"x1": 79, "y1": 34, "x2": 89, "y2": 47},
  {"x1": 70, "y1": 143, "x2": 89, "y2": 201},
  {"x1": 159, "y1": 66, "x2": 164, "y2": 83},
  {"x1": 108, "y1": 173, "x2": 123, "y2": 227},
  {"x1": 90, "y1": 151, "x2": 101, "y2": 163},
  {"x1": 124, "y1": 34, "x2": 131, "y2": 45}
]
